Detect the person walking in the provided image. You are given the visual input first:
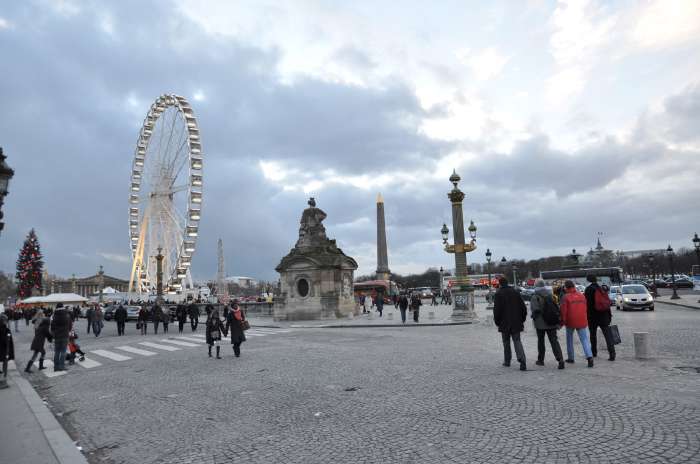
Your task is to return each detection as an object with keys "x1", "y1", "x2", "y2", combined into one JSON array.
[
  {"x1": 162, "y1": 306, "x2": 170, "y2": 333},
  {"x1": 359, "y1": 295, "x2": 366, "y2": 314},
  {"x1": 85, "y1": 305, "x2": 94, "y2": 334},
  {"x1": 410, "y1": 293, "x2": 422, "y2": 323},
  {"x1": 584, "y1": 275, "x2": 616, "y2": 361},
  {"x1": 152, "y1": 304, "x2": 161, "y2": 335},
  {"x1": 206, "y1": 309, "x2": 224, "y2": 359},
  {"x1": 114, "y1": 304, "x2": 127, "y2": 336},
  {"x1": 376, "y1": 293, "x2": 384, "y2": 317},
  {"x1": 493, "y1": 277, "x2": 528, "y2": 371},
  {"x1": 226, "y1": 301, "x2": 246, "y2": 357},
  {"x1": 176, "y1": 304, "x2": 187, "y2": 334},
  {"x1": 398, "y1": 293, "x2": 409, "y2": 324},
  {"x1": 188, "y1": 302, "x2": 199, "y2": 332},
  {"x1": 560, "y1": 280, "x2": 594, "y2": 367},
  {"x1": 12, "y1": 307, "x2": 21, "y2": 332},
  {"x1": 0, "y1": 314, "x2": 15, "y2": 386},
  {"x1": 50, "y1": 304, "x2": 71, "y2": 372},
  {"x1": 25, "y1": 314, "x2": 52, "y2": 372},
  {"x1": 431, "y1": 291, "x2": 438, "y2": 306},
  {"x1": 529, "y1": 279, "x2": 565, "y2": 369},
  {"x1": 138, "y1": 305, "x2": 149, "y2": 335},
  {"x1": 24, "y1": 308, "x2": 32, "y2": 327},
  {"x1": 92, "y1": 305, "x2": 104, "y2": 337}
]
